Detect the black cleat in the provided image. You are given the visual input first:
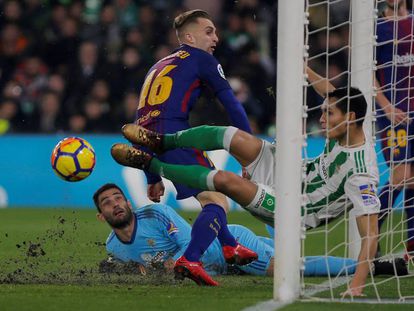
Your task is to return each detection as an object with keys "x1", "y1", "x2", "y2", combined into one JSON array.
[
  {"x1": 373, "y1": 257, "x2": 408, "y2": 276},
  {"x1": 111, "y1": 143, "x2": 152, "y2": 170},
  {"x1": 122, "y1": 124, "x2": 164, "y2": 154}
]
